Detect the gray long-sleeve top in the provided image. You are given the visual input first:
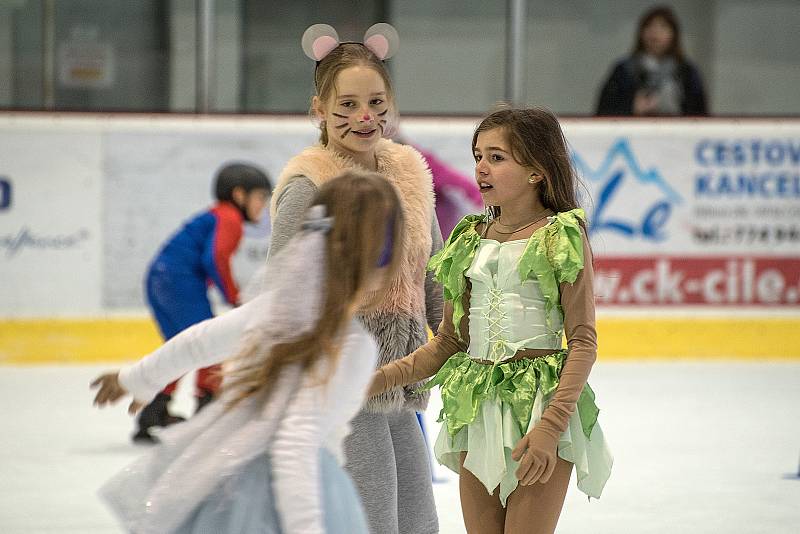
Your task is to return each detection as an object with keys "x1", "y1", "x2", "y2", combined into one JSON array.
[
  {"x1": 268, "y1": 176, "x2": 444, "y2": 412},
  {"x1": 268, "y1": 176, "x2": 444, "y2": 334}
]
